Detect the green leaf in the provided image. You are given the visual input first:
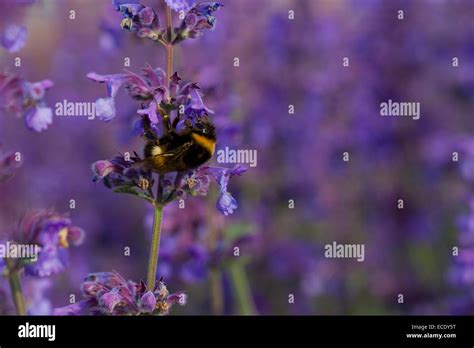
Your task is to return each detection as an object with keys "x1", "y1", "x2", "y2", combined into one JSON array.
[{"x1": 113, "y1": 186, "x2": 155, "y2": 204}]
